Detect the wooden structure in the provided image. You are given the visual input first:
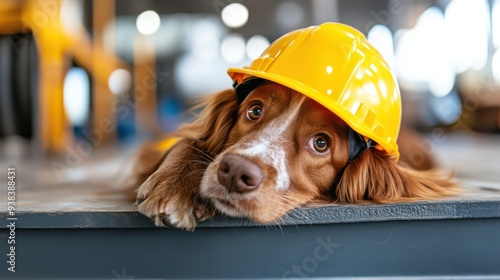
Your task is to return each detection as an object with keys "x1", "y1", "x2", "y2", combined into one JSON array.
[{"x1": 0, "y1": 0, "x2": 128, "y2": 152}]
